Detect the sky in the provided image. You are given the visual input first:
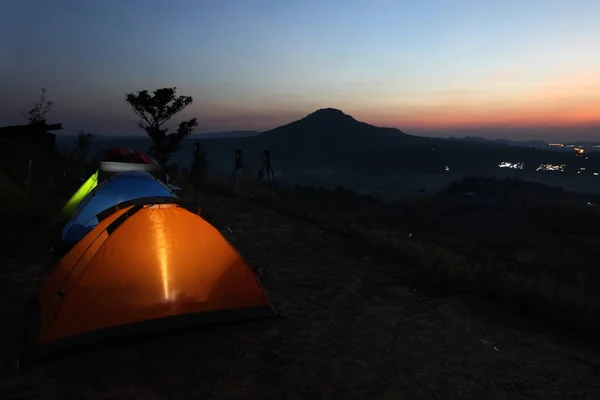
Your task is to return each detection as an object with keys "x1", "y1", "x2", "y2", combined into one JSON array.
[{"x1": 2, "y1": 0, "x2": 600, "y2": 141}]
